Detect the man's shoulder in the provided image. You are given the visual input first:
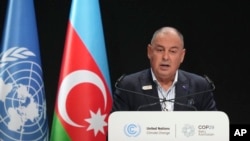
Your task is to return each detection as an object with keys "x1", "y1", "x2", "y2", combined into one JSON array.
[
  {"x1": 178, "y1": 69, "x2": 205, "y2": 81},
  {"x1": 122, "y1": 69, "x2": 151, "y2": 82},
  {"x1": 126, "y1": 69, "x2": 149, "y2": 77}
]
